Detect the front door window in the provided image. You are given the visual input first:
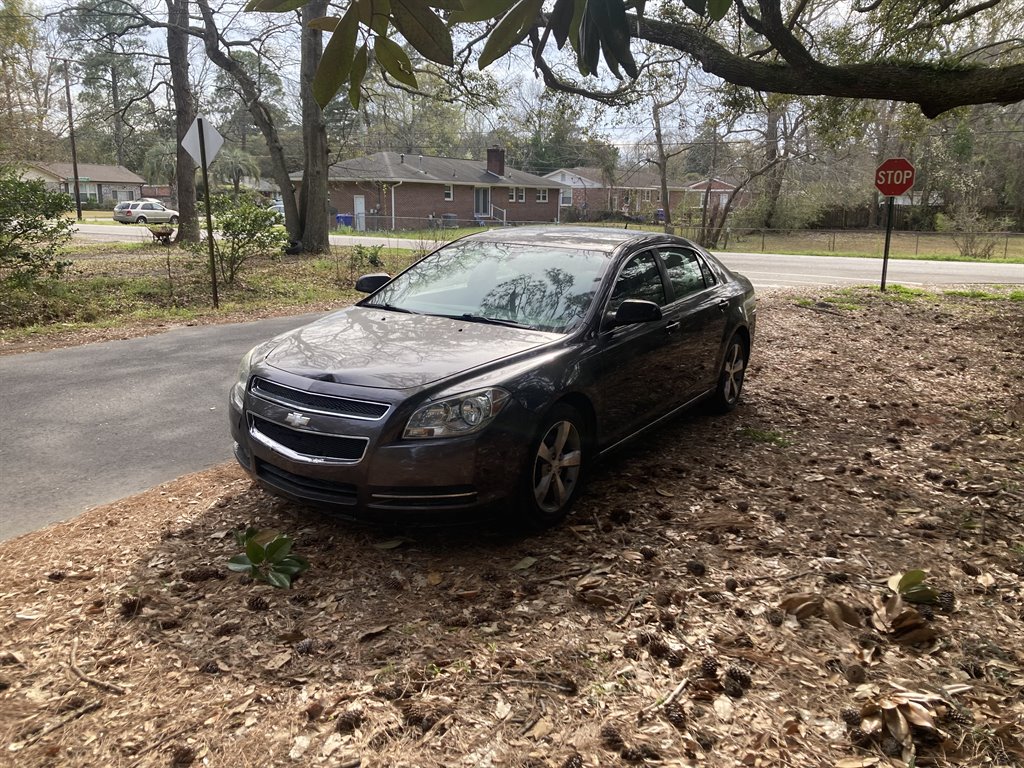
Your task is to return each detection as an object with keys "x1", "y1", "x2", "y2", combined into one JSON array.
[{"x1": 474, "y1": 187, "x2": 490, "y2": 217}]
